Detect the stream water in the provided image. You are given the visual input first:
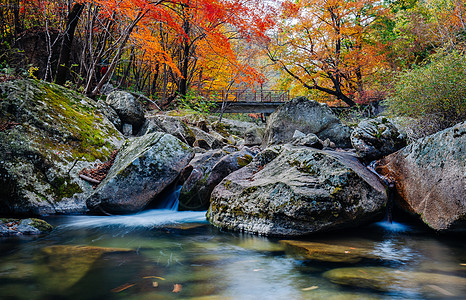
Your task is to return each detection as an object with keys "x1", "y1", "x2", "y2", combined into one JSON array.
[{"x1": 1, "y1": 210, "x2": 465, "y2": 300}]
